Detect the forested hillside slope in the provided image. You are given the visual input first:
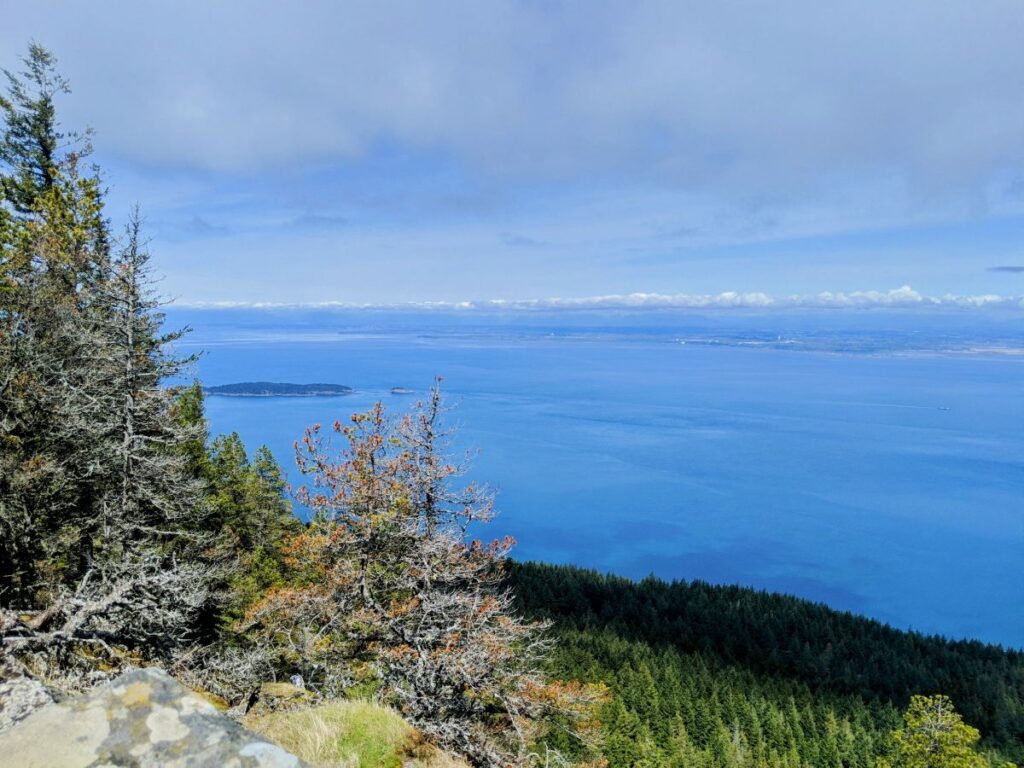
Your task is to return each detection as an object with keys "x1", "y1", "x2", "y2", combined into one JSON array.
[{"x1": 511, "y1": 562, "x2": 1024, "y2": 766}]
